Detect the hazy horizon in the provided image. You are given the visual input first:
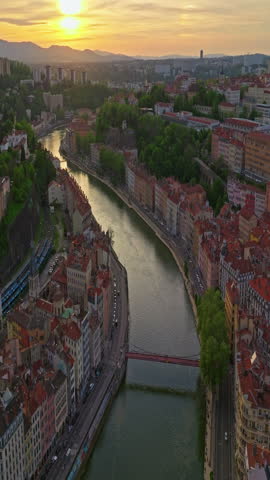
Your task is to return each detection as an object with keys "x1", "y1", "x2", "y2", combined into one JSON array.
[{"x1": 0, "y1": 0, "x2": 269, "y2": 56}]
